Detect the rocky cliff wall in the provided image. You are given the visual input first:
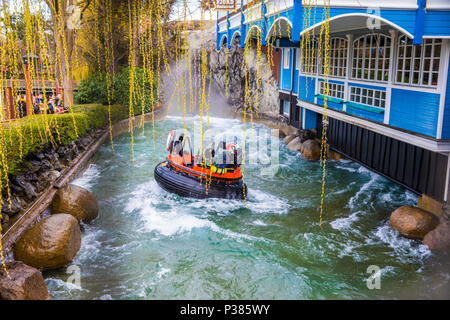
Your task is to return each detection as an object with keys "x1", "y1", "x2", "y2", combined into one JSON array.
[{"x1": 193, "y1": 36, "x2": 282, "y2": 120}]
